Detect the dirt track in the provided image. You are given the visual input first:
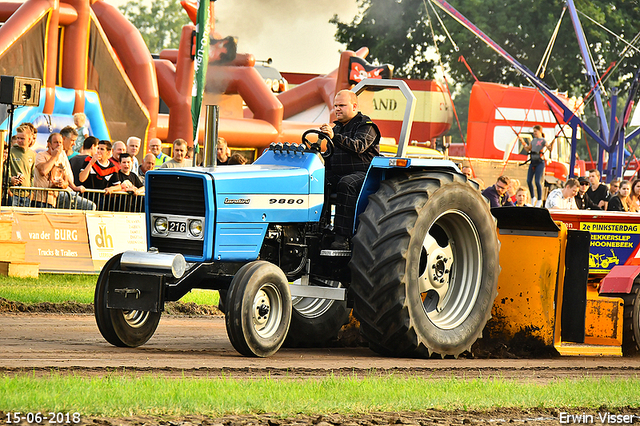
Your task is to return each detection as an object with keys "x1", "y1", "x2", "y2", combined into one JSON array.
[
  {"x1": 2, "y1": 313, "x2": 640, "y2": 377},
  {"x1": 2, "y1": 313, "x2": 640, "y2": 425}
]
